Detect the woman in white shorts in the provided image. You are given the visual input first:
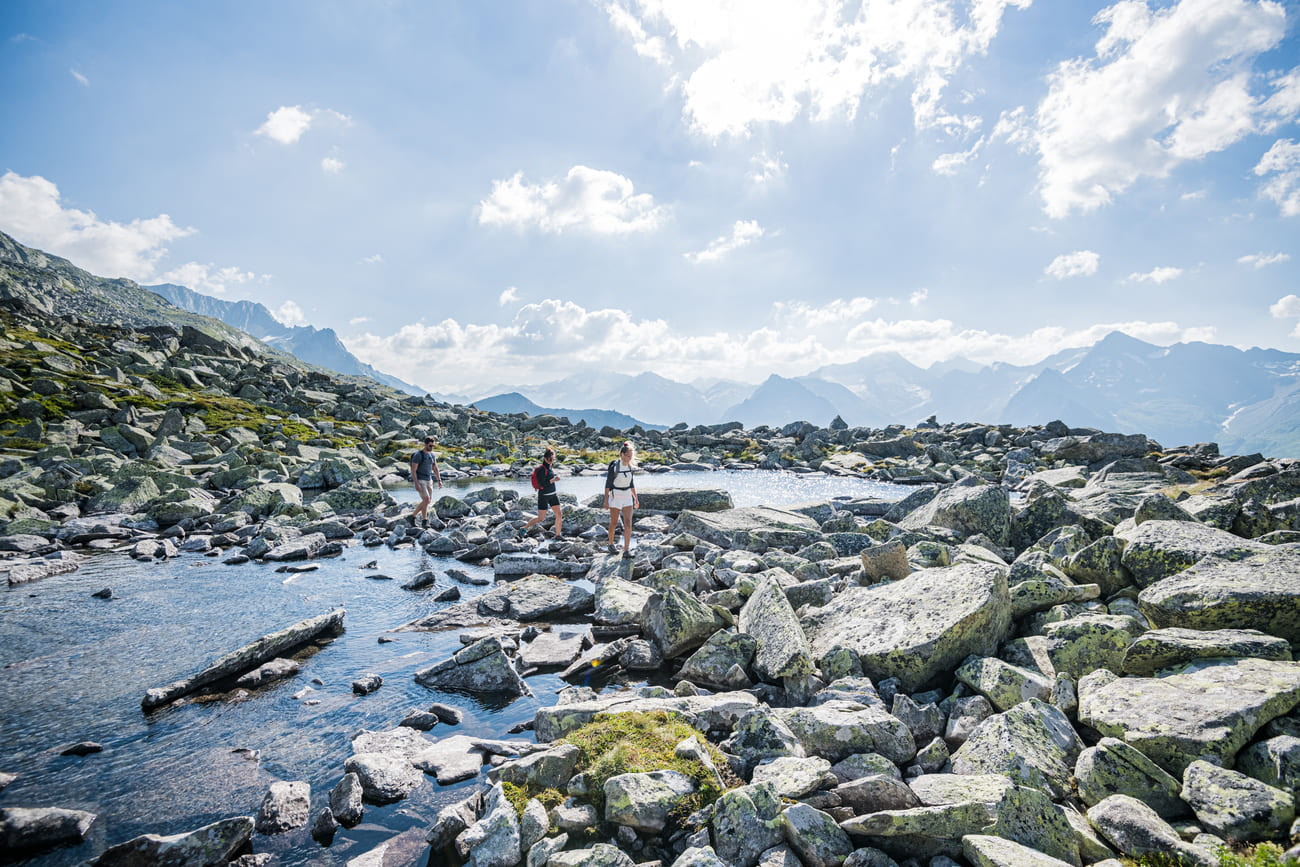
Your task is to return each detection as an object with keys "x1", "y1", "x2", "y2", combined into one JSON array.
[{"x1": 604, "y1": 441, "x2": 639, "y2": 558}]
